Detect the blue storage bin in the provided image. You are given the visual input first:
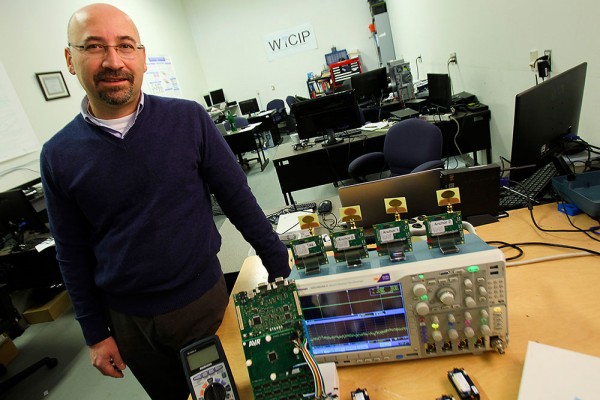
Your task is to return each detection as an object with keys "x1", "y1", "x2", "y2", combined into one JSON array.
[{"x1": 552, "y1": 170, "x2": 600, "y2": 217}]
